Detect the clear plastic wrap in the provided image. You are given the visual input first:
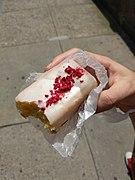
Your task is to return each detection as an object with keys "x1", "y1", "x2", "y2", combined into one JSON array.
[
  {"x1": 24, "y1": 50, "x2": 108, "y2": 157},
  {"x1": 94, "y1": 107, "x2": 135, "y2": 123}
]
